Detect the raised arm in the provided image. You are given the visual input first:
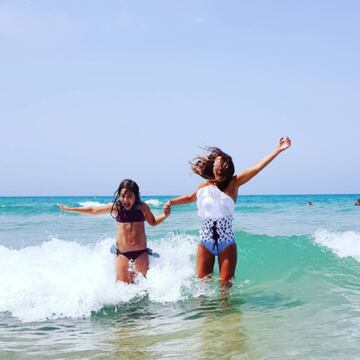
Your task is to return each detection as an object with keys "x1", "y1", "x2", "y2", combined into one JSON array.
[
  {"x1": 58, "y1": 203, "x2": 113, "y2": 215},
  {"x1": 235, "y1": 137, "x2": 291, "y2": 187},
  {"x1": 140, "y1": 202, "x2": 170, "y2": 226}
]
